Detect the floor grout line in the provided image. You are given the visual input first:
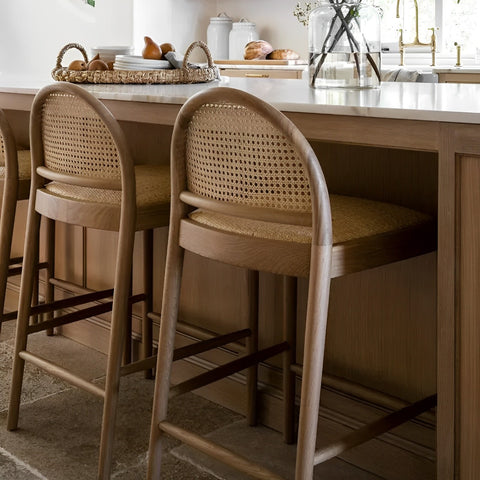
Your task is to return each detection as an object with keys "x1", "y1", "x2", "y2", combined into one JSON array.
[
  {"x1": 0, "y1": 385, "x2": 75, "y2": 415},
  {"x1": 0, "y1": 446, "x2": 48, "y2": 480}
]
